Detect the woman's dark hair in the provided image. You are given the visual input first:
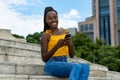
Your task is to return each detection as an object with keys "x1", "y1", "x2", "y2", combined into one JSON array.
[{"x1": 43, "y1": 6, "x2": 58, "y2": 32}]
